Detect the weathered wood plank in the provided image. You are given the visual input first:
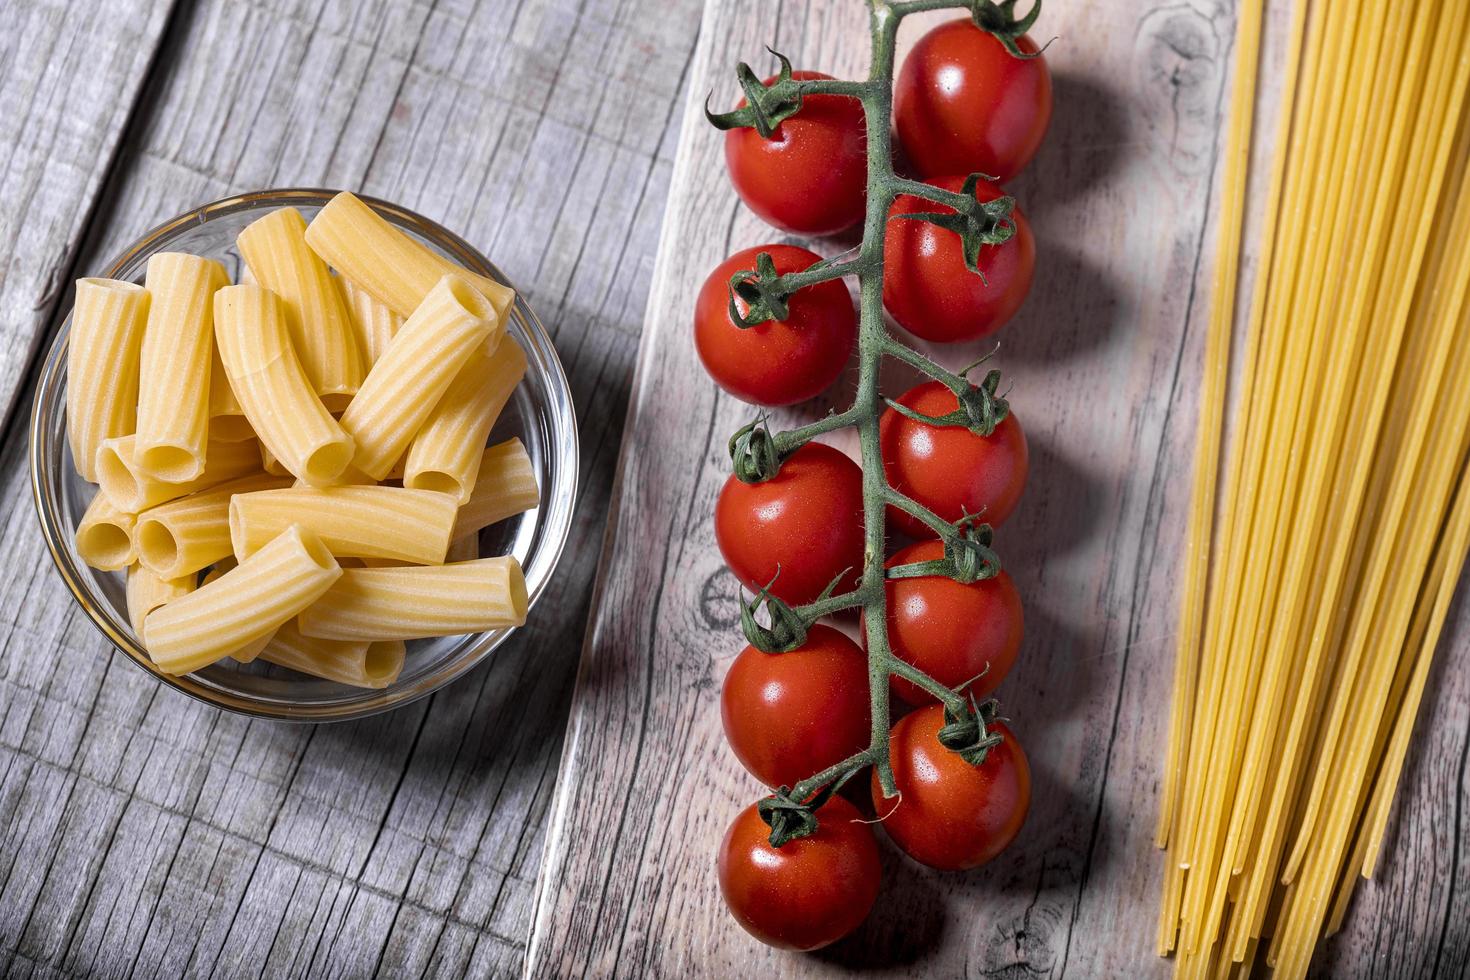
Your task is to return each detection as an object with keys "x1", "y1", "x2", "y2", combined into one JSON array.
[
  {"x1": 0, "y1": 0, "x2": 176, "y2": 430},
  {"x1": 0, "y1": 0, "x2": 702, "y2": 976},
  {"x1": 528, "y1": 0, "x2": 1470, "y2": 976},
  {"x1": 0, "y1": 1, "x2": 177, "y2": 968}
]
